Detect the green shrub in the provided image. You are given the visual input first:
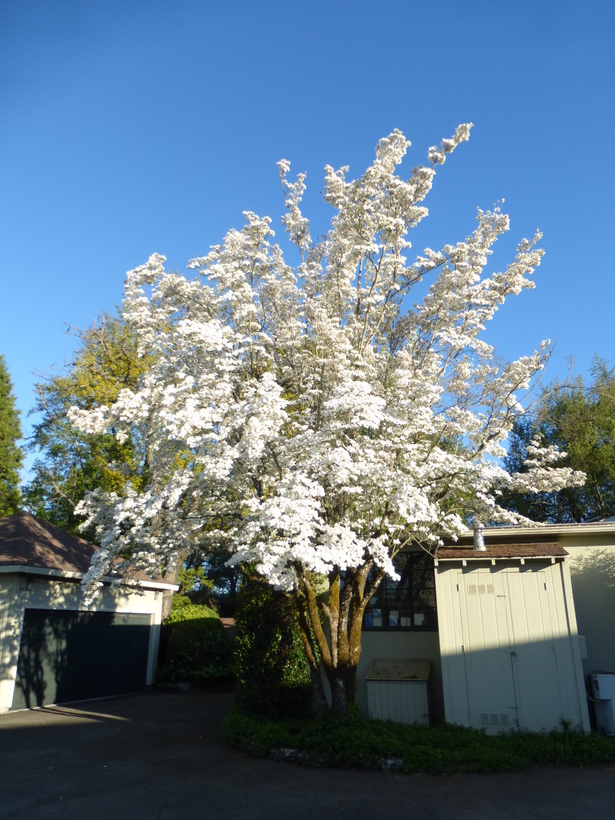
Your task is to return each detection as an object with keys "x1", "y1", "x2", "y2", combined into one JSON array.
[
  {"x1": 157, "y1": 597, "x2": 234, "y2": 685},
  {"x1": 167, "y1": 594, "x2": 193, "y2": 611},
  {"x1": 234, "y1": 579, "x2": 313, "y2": 718}
]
